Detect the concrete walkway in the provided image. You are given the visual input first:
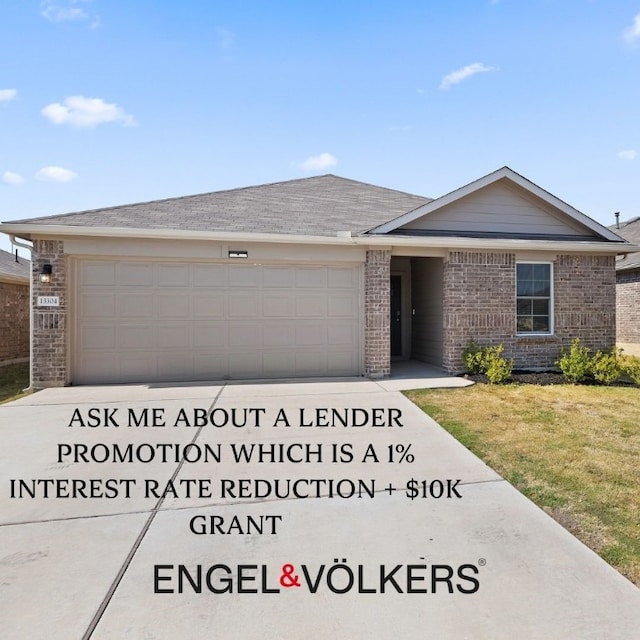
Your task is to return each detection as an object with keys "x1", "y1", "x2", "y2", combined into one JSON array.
[{"x1": 1, "y1": 371, "x2": 639, "y2": 639}]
